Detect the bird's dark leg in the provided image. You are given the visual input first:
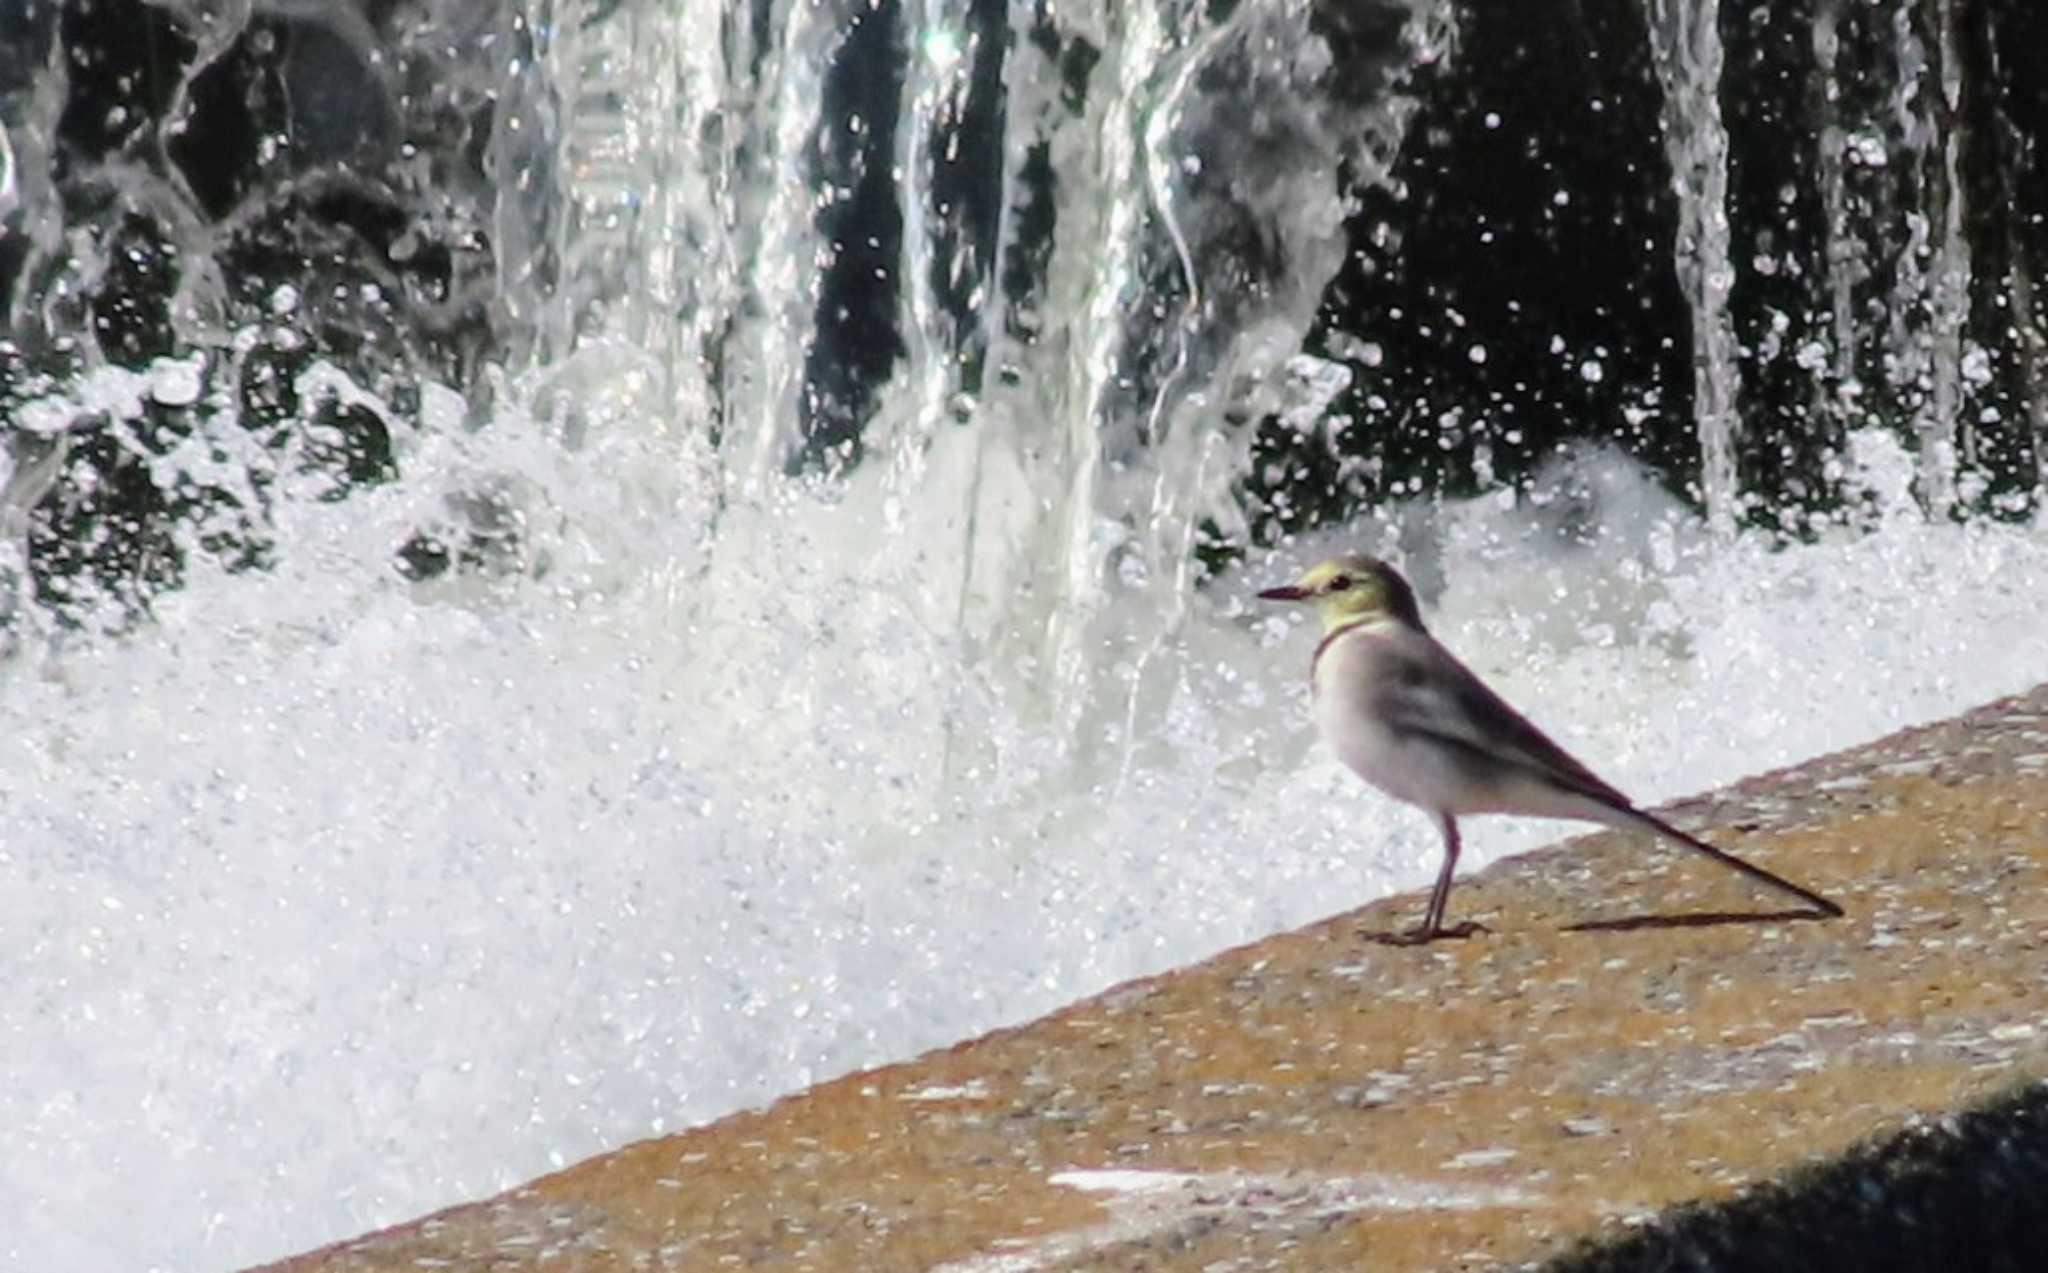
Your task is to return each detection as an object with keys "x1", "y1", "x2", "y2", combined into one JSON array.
[
  {"x1": 1422, "y1": 812, "x2": 1459, "y2": 934},
  {"x1": 1372, "y1": 813, "x2": 1488, "y2": 945}
]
